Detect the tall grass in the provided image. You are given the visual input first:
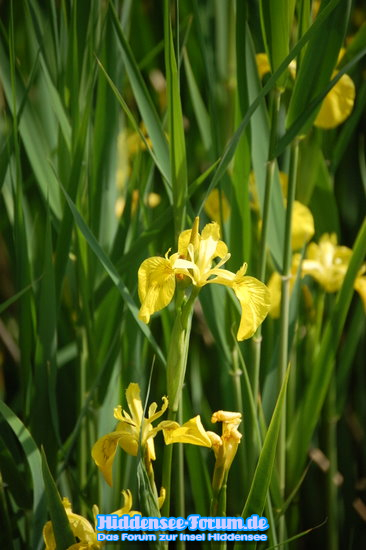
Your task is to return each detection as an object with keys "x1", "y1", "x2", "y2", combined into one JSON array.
[{"x1": 0, "y1": 1, "x2": 365, "y2": 549}]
